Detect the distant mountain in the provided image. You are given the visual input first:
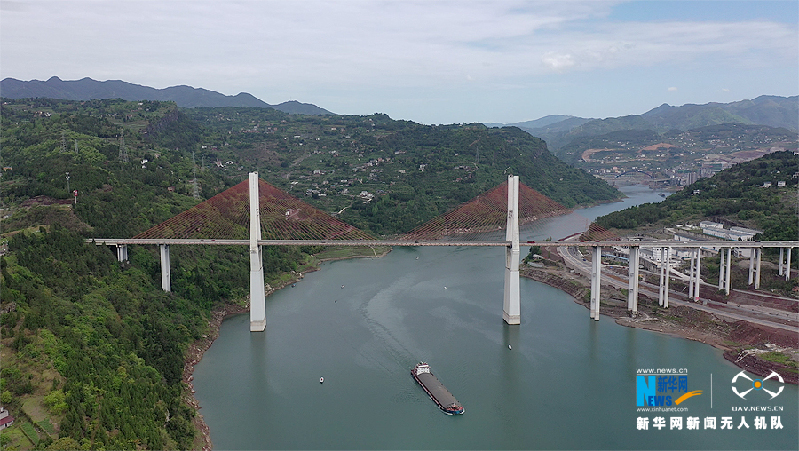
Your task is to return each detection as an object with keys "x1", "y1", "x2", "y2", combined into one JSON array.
[
  {"x1": 527, "y1": 95, "x2": 798, "y2": 155},
  {"x1": 0, "y1": 76, "x2": 334, "y2": 115},
  {"x1": 487, "y1": 115, "x2": 592, "y2": 133},
  {"x1": 272, "y1": 100, "x2": 332, "y2": 116}
]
